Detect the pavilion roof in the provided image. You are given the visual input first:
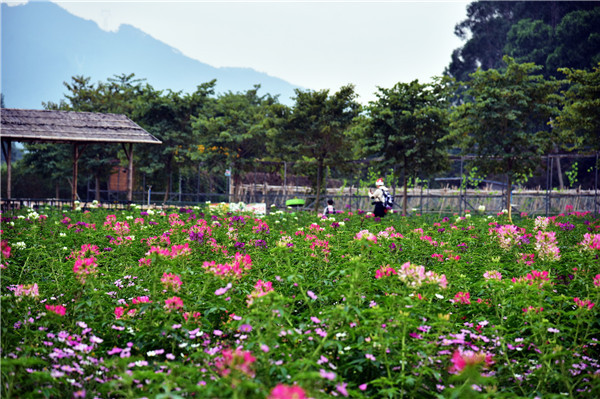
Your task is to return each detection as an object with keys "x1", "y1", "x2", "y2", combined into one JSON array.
[{"x1": 1, "y1": 108, "x2": 161, "y2": 144}]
